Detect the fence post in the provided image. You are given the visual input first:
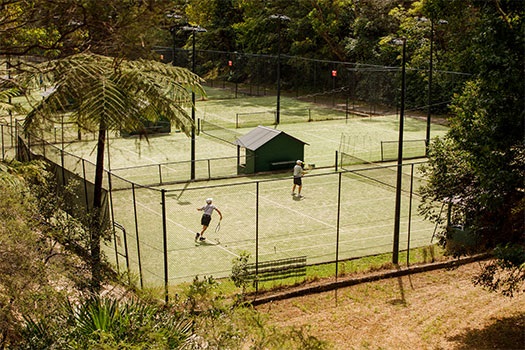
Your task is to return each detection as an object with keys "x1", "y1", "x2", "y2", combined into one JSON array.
[
  {"x1": 107, "y1": 171, "x2": 120, "y2": 272},
  {"x1": 81, "y1": 159, "x2": 89, "y2": 210},
  {"x1": 1, "y1": 125, "x2": 4, "y2": 160},
  {"x1": 14, "y1": 121, "x2": 18, "y2": 160},
  {"x1": 132, "y1": 183, "x2": 144, "y2": 289},
  {"x1": 27, "y1": 133, "x2": 31, "y2": 160},
  {"x1": 61, "y1": 149, "x2": 66, "y2": 186},
  {"x1": 255, "y1": 181, "x2": 260, "y2": 292},
  {"x1": 335, "y1": 172, "x2": 342, "y2": 281},
  {"x1": 158, "y1": 164, "x2": 163, "y2": 185},
  {"x1": 118, "y1": 222, "x2": 130, "y2": 283},
  {"x1": 406, "y1": 163, "x2": 415, "y2": 266},
  {"x1": 161, "y1": 189, "x2": 169, "y2": 302}
]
